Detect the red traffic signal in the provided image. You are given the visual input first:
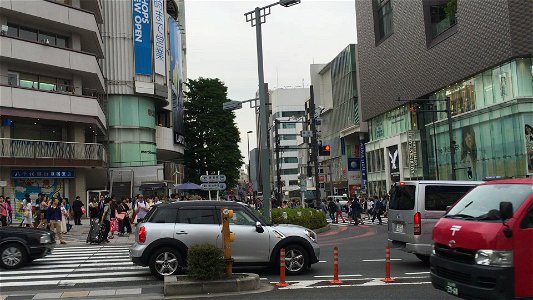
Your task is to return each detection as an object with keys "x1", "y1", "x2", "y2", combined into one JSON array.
[{"x1": 319, "y1": 144, "x2": 331, "y2": 156}]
